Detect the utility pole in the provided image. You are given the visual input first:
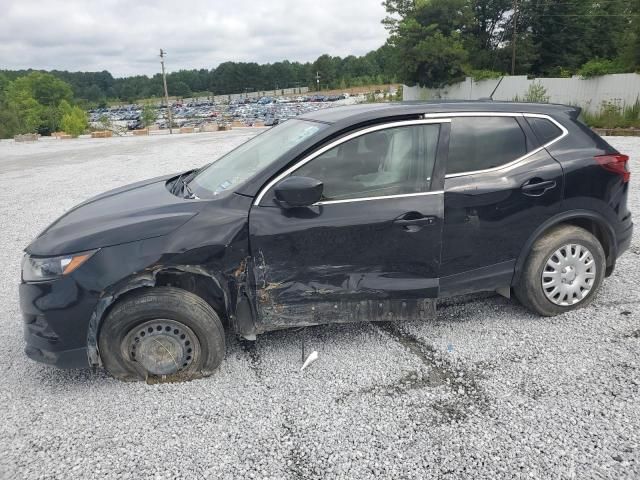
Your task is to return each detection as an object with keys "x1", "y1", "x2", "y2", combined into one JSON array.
[
  {"x1": 315, "y1": 72, "x2": 321, "y2": 92},
  {"x1": 159, "y1": 49, "x2": 173, "y2": 134},
  {"x1": 511, "y1": 0, "x2": 518, "y2": 76}
]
